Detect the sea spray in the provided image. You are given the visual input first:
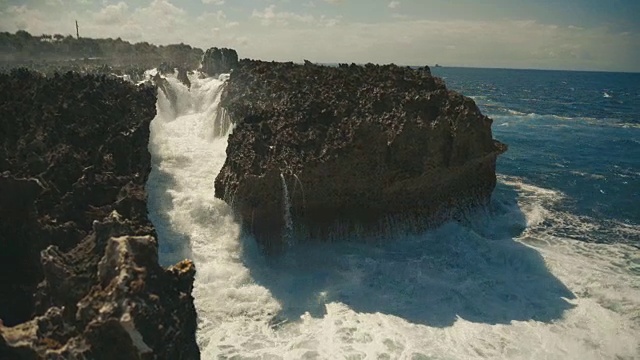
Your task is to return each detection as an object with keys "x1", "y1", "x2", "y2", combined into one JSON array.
[
  {"x1": 147, "y1": 69, "x2": 640, "y2": 359},
  {"x1": 280, "y1": 172, "x2": 294, "y2": 246},
  {"x1": 292, "y1": 173, "x2": 306, "y2": 211},
  {"x1": 213, "y1": 107, "x2": 232, "y2": 137}
]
